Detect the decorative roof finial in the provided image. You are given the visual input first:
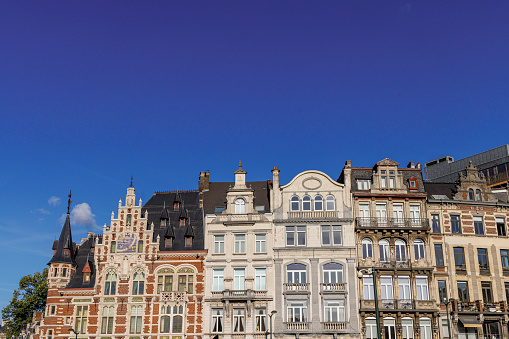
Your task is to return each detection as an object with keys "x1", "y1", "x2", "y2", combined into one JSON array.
[
  {"x1": 239, "y1": 160, "x2": 242, "y2": 169},
  {"x1": 67, "y1": 190, "x2": 72, "y2": 214},
  {"x1": 130, "y1": 176, "x2": 133, "y2": 187}
]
